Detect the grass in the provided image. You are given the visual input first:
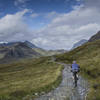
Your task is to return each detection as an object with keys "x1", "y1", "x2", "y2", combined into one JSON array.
[
  {"x1": 0, "y1": 56, "x2": 64, "y2": 100},
  {"x1": 55, "y1": 40, "x2": 100, "y2": 100}
]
